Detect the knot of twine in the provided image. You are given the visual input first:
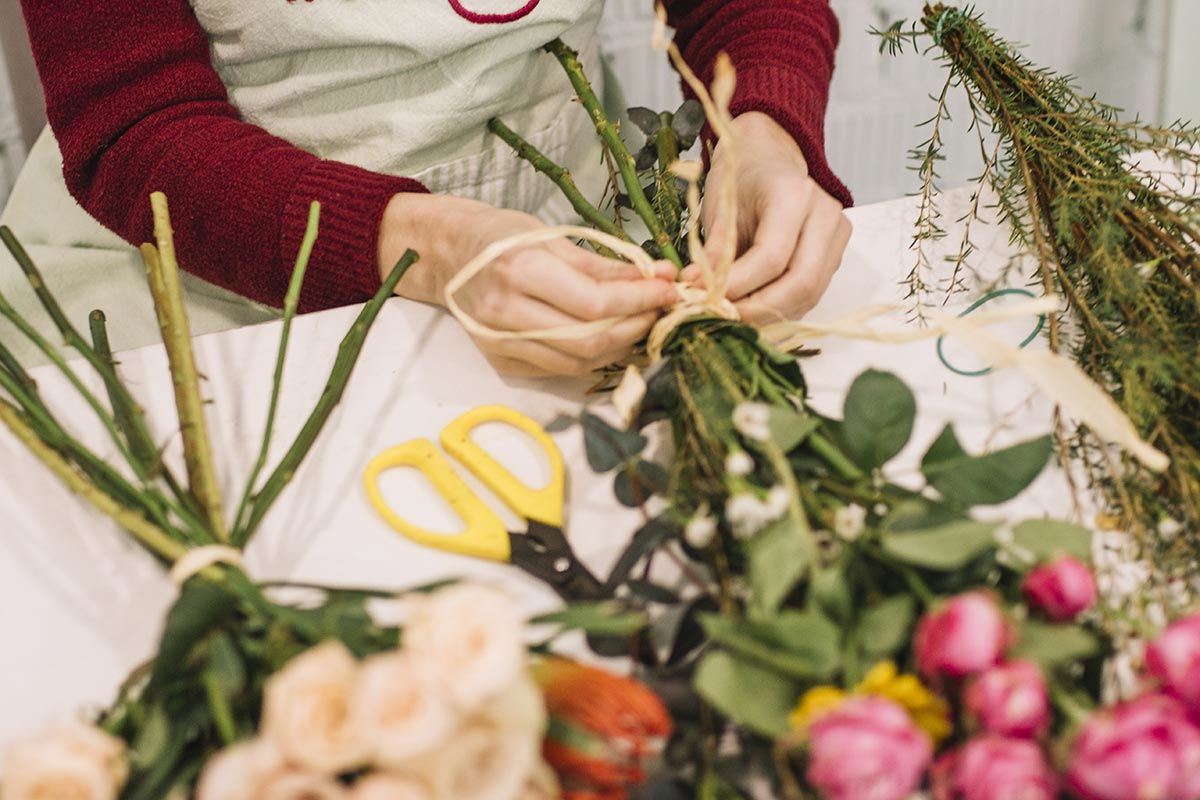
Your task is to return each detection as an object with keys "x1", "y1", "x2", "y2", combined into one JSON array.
[{"x1": 168, "y1": 544, "x2": 245, "y2": 588}]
